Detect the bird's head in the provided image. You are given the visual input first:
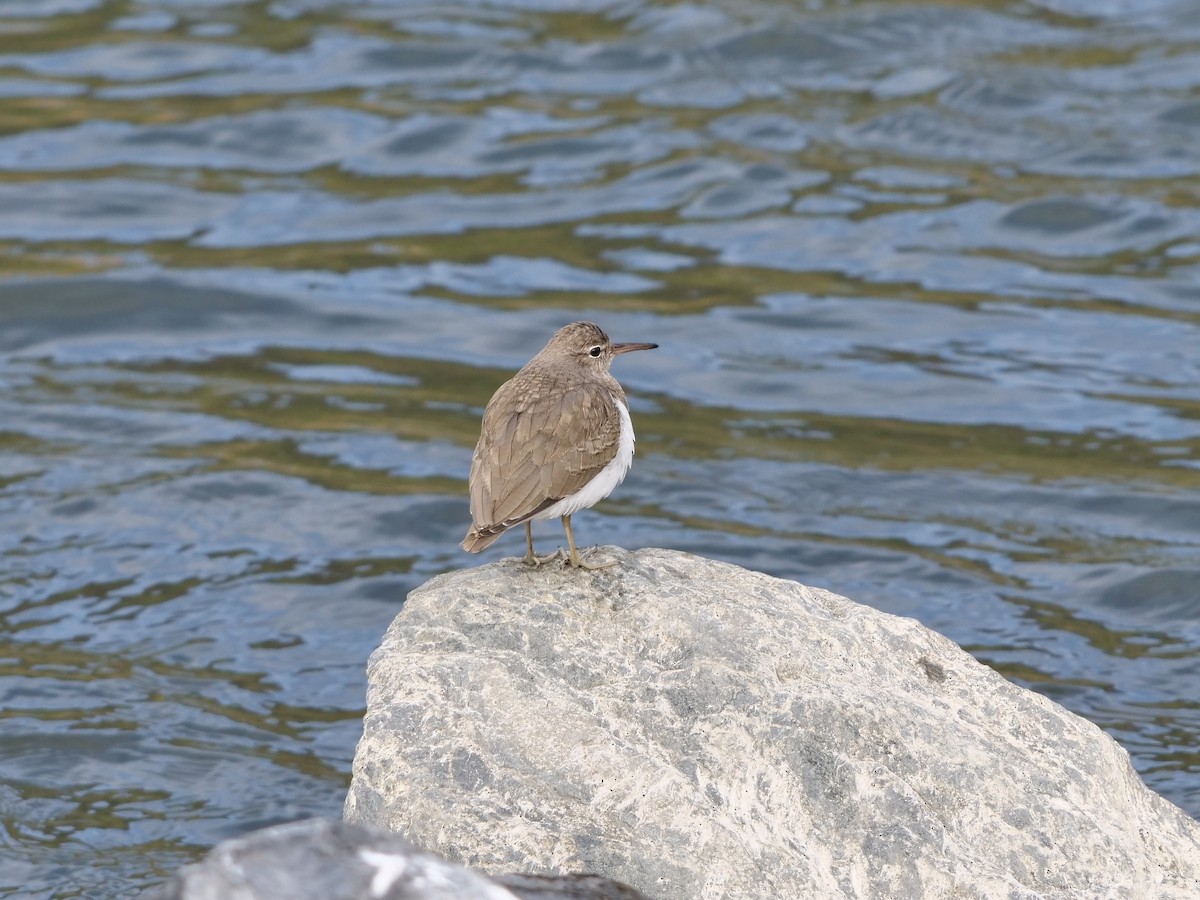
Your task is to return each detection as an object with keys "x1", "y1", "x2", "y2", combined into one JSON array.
[{"x1": 543, "y1": 321, "x2": 658, "y2": 371}]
